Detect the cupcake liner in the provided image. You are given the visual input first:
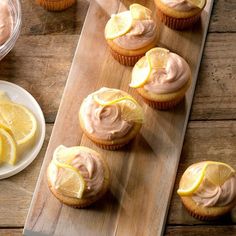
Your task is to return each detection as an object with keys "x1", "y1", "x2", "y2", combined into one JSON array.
[
  {"x1": 142, "y1": 96, "x2": 184, "y2": 110},
  {"x1": 95, "y1": 142, "x2": 128, "y2": 151},
  {"x1": 157, "y1": 9, "x2": 202, "y2": 30},
  {"x1": 36, "y1": 0, "x2": 76, "y2": 11},
  {"x1": 109, "y1": 47, "x2": 144, "y2": 66}
]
